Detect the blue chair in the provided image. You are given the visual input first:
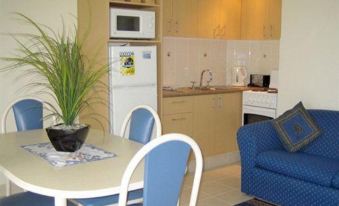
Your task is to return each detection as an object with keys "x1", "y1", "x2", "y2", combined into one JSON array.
[
  {"x1": 118, "y1": 133, "x2": 203, "y2": 206},
  {"x1": 2, "y1": 98, "x2": 44, "y2": 196},
  {"x1": 0, "y1": 98, "x2": 57, "y2": 206},
  {"x1": 1, "y1": 98, "x2": 43, "y2": 133},
  {"x1": 120, "y1": 105, "x2": 162, "y2": 144},
  {"x1": 71, "y1": 105, "x2": 162, "y2": 206}
]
